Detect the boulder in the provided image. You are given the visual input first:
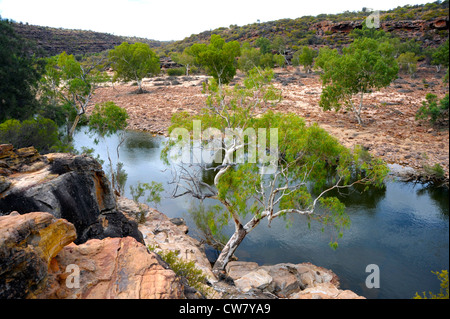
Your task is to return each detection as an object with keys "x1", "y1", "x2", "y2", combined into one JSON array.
[
  {"x1": 0, "y1": 212, "x2": 77, "y2": 298},
  {"x1": 290, "y1": 283, "x2": 365, "y2": 299},
  {"x1": 0, "y1": 148, "x2": 143, "y2": 245},
  {"x1": 224, "y1": 261, "x2": 363, "y2": 299},
  {"x1": 37, "y1": 236, "x2": 185, "y2": 299},
  {"x1": 234, "y1": 269, "x2": 273, "y2": 293},
  {"x1": 117, "y1": 197, "x2": 215, "y2": 282}
]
